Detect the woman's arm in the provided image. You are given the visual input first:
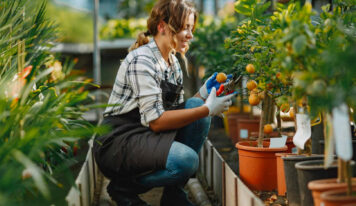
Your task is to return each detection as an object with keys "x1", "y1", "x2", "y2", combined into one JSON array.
[{"x1": 149, "y1": 105, "x2": 209, "y2": 132}]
